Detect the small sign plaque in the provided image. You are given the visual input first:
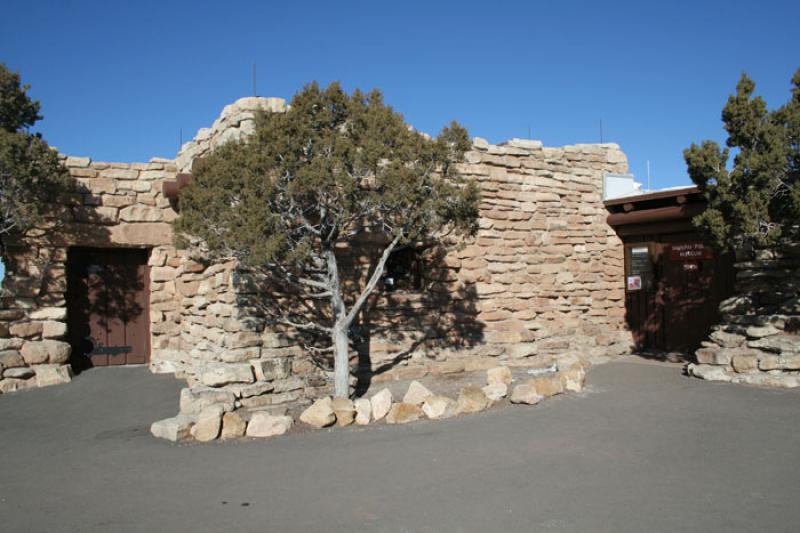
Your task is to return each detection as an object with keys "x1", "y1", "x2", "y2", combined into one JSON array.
[
  {"x1": 683, "y1": 262, "x2": 699, "y2": 272},
  {"x1": 627, "y1": 276, "x2": 642, "y2": 291},
  {"x1": 670, "y1": 243, "x2": 713, "y2": 261}
]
